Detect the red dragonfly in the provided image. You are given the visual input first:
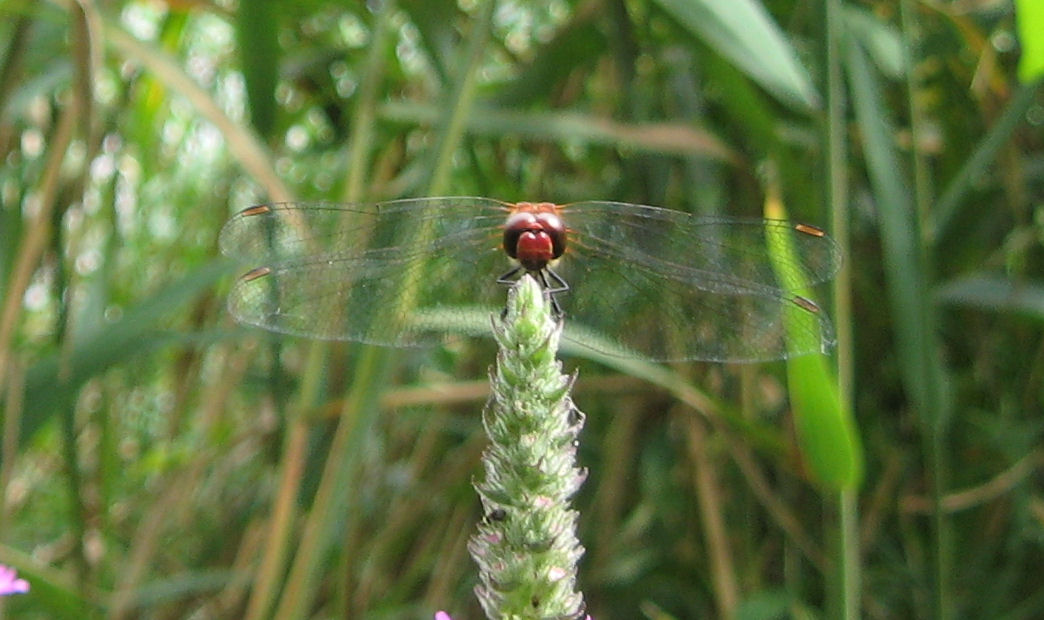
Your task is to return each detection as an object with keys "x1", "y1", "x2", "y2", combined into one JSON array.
[{"x1": 218, "y1": 197, "x2": 840, "y2": 362}]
